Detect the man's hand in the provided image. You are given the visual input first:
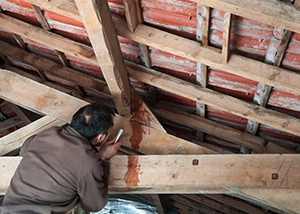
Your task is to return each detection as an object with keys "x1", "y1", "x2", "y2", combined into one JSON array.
[{"x1": 98, "y1": 137, "x2": 122, "y2": 161}]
